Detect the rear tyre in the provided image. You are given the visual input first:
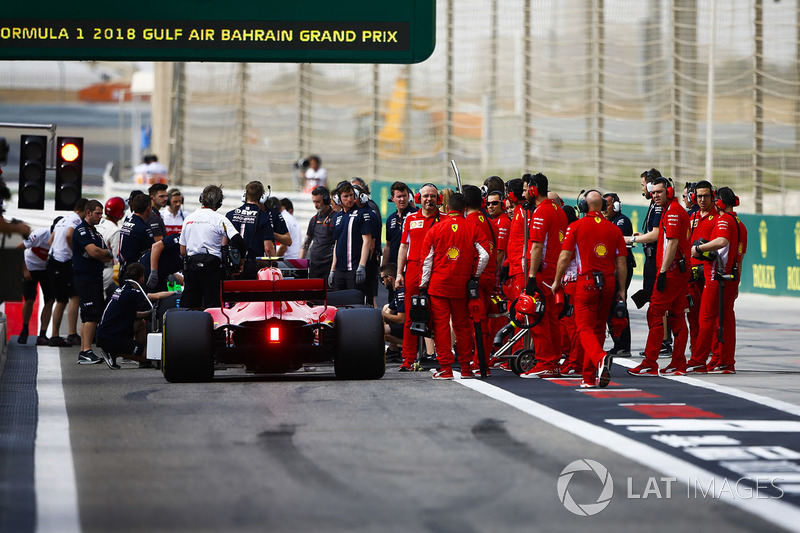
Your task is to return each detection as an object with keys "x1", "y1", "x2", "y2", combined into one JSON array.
[
  {"x1": 162, "y1": 309, "x2": 214, "y2": 383},
  {"x1": 334, "y1": 308, "x2": 385, "y2": 380},
  {"x1": 510, "y1": 349, "x2": 536, "y2": 376}
]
